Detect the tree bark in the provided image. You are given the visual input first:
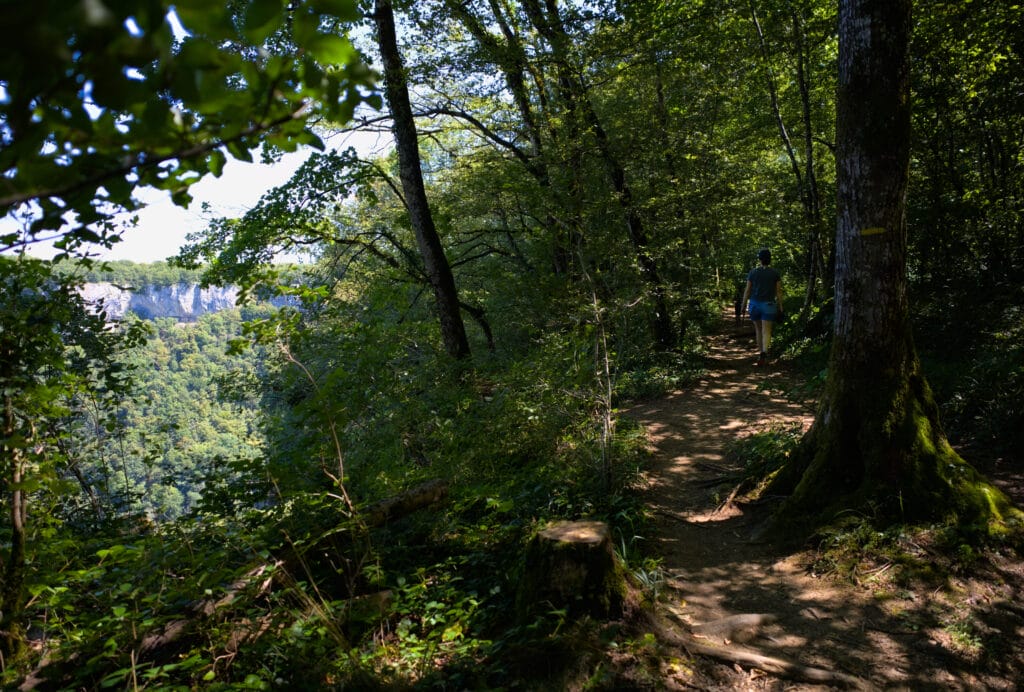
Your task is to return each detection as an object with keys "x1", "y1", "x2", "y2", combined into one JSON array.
[
  {"x1": 514, "y1": 520, "x2": 626, "y2": 622},
  {"x1": 1, "y1": 396, "x2": 27, "y2": 661},
  {"x1": 374, "y1": 0, "x2": 471, "y2": 360},
  {"x1": 770, "y1": 0, "x2": 1020, "y2": 530}
]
